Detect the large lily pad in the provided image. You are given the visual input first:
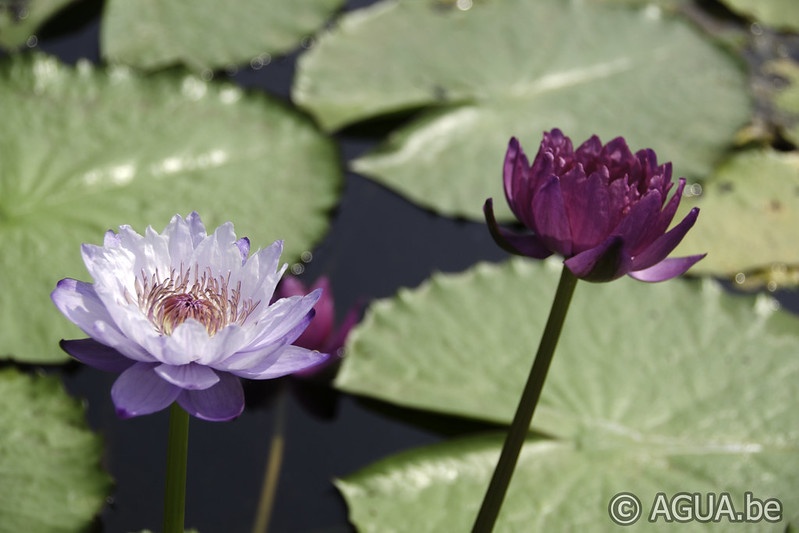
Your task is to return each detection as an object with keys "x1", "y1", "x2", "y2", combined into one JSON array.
[
  {"x1": 336, "y1": 258, "x2": 799, "y2": 530},
  {"x1": 0, "y1": 367, "x2": 112, "y2": 532},
  {"x1": 0, "y1": 53, "x2": 342, "y2": 363},
  {"x1": 295, "y1": 0, "x2": 750, "y2": 221},
  {"x1": 339, "y1": 434, "x2": 797, "y2": 532},
  {"x1": 0, "y1": 0, "x2": 73, "y2": 50},
  {"x1": 101, "y1": 0, "x2": 345, "y2": 71},
  {"x1": 673, "y1": 148, "x2": 799, "y2": 280}
]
